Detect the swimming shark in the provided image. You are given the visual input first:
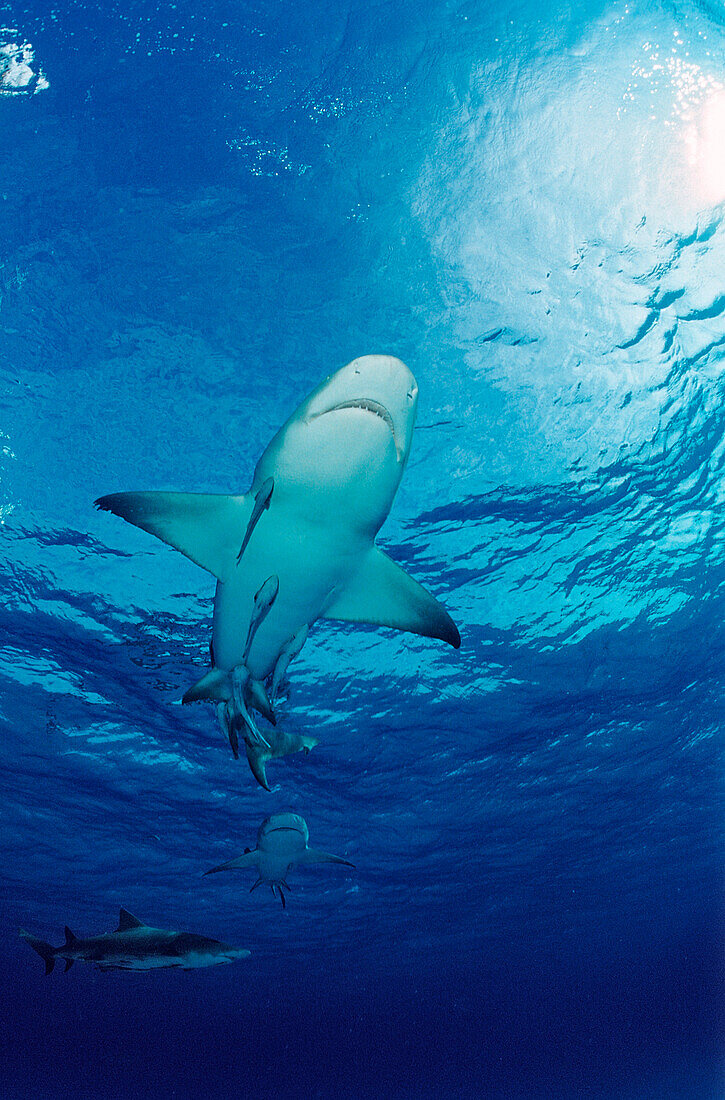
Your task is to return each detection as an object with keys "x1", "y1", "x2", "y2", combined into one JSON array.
[
  {"x1": 240, "y1": 726, "x2": 318, "y2": 791},
  {"x1": 19, "y1": 908, "x2": 250, "y2": 972},
  {"x1": 204, "y1": 812, "x2": 354, "y2": 908},
  {"x1": 96, "y1": 355, "x2": 460, "y2": 771}
]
